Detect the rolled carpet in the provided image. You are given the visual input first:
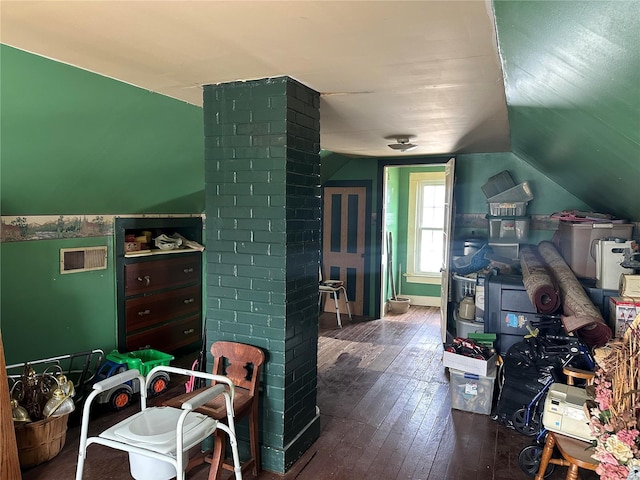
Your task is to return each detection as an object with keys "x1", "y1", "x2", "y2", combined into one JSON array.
[
  {"x1": 519, "y1": 244, "x2": 561, "y2": 315},
  {"x1": 537, "y1": 241, "x2": 612, "y2": 347}
]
